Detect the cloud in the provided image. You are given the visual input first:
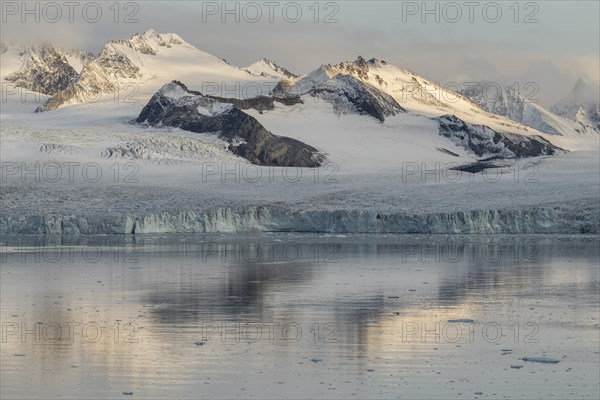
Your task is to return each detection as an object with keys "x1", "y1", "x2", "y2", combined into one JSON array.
[{"x1": 455, "y1": 56, "x2": 499, "y2": 83}]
